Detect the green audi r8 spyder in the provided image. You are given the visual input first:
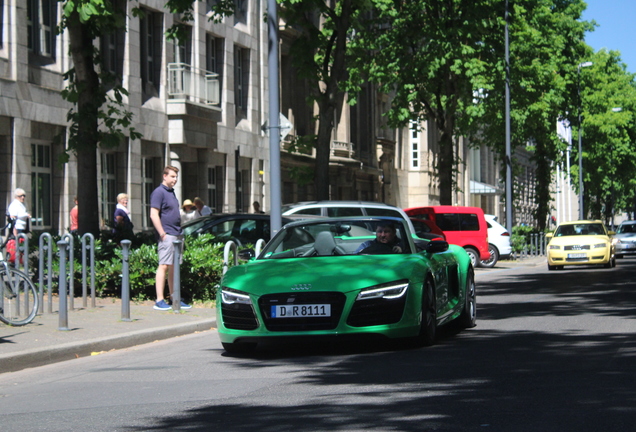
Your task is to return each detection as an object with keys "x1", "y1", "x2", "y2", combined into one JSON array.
[{"x1": 217, "y1": 216, "x2": 476, "y2": 353}]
